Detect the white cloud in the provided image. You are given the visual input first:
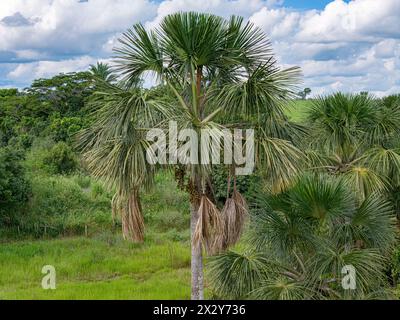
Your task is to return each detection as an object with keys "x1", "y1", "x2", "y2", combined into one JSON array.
[
  {"x1": 8, "y1": 55, "x2": 97, "y2": 82},
  {"x1": 0, "y1": 0, "x2": 157, "y2": 54},
  {"x1": 296, "y1": 0, "x2": 400, "y2": 43},
  {"x1": 0, "y1": 0, "x2": 399, "y2": 95},
  {"x1": 246, "y1": 0, "x2": 400, "y2": 96},
  {"x1": 145, "y1": 0, "x2": 277, "y2": 30},
  {"x1": 249, "y1": 7, "x2": 300, "y2": 39}
]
